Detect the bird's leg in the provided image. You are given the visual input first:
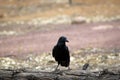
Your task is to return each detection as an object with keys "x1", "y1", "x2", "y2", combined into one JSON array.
[{"x1": 55, "y1": 64, "x2": 59, "y2": 71}]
